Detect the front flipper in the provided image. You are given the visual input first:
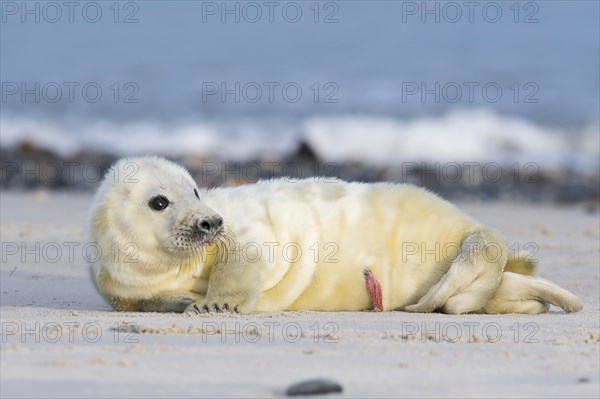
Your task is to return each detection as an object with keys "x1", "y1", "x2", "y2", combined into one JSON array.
[
  {"x1": 184, "y1": 295, "x2": 246, "y2": 314},
  {"x1": 185, "y1": 260, "x2": 261, "y2": 314}
]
